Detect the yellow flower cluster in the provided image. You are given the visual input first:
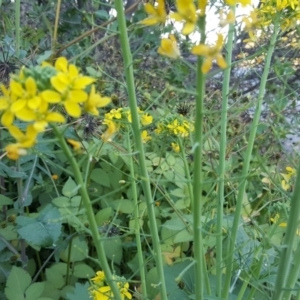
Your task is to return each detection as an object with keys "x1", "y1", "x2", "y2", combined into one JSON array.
[
  {"x1": 0, "y1": 57, "x2": 111, "y2": 160},
  {"x1": 140, "y1": 0, "x2": 253, "y2": 72},
  {"x1": 102, "y1": 107, "x2": 153, "y2": 143},
  {"x1": 280, "y1": 166, "x2": 296, "y2": 191},
  {"x1": 89, "y1": 271, "x2": 132, "y2": 300},
  {"x1": 155, "y1": 113, "x2": 194, "y2": 138}
]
